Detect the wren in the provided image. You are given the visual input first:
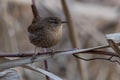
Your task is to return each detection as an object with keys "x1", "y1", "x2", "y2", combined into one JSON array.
[{"x1": 28, "y1": 16, "x2": 67, "y2": 49}]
